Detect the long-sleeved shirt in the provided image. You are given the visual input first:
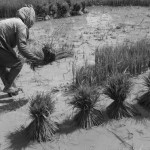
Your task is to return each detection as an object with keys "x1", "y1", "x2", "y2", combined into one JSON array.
[{"x1": 0, "y1": 17, "x2": 38, "y2": 61}]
